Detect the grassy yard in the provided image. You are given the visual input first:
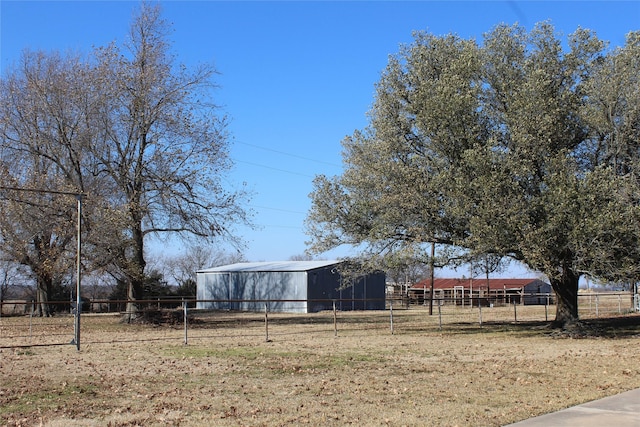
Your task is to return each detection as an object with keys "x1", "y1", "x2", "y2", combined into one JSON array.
[{"x1": 1, "y1": 307, "x2": 640, "y2": 426}]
